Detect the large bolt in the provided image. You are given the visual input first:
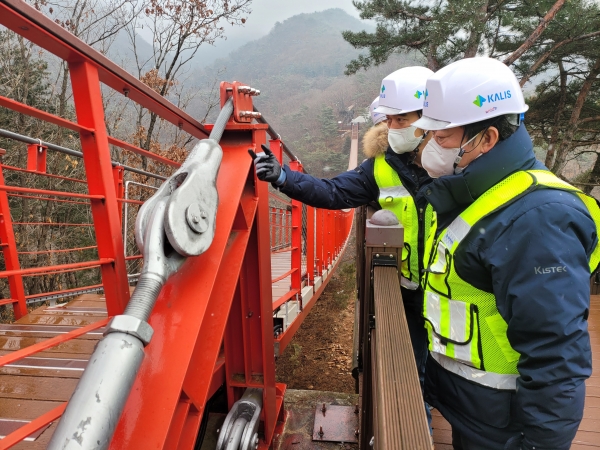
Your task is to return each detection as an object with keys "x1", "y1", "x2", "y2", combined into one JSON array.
[
  {"x1": 239, "y1": 111, "x2": 262, "y2": 119},
  {"x1": 186, "y1": 203, "x2": 208, "y2": 234},
  {"x1": 318, "y1": 426, "x2": 324, "y2": 439},
  {"x1": 238, "y1": 86, "x2": 261, "y2": 96}
]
